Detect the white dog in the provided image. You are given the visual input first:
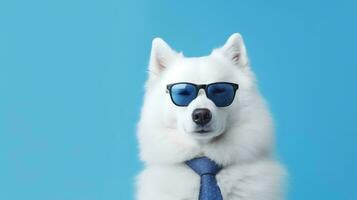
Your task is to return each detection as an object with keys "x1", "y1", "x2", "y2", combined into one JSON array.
[{"x1": 136, "y1": 33, "x2": 286, "y2": 200}]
